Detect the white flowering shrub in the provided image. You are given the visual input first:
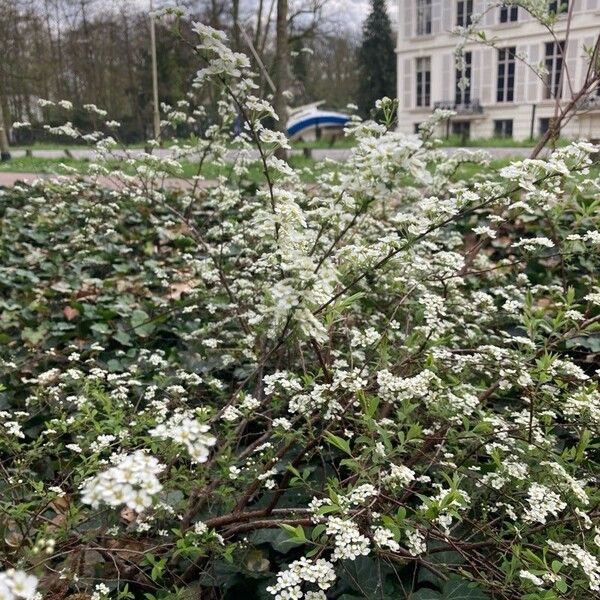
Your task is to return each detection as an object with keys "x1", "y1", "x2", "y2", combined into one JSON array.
[{"x1": 1, "y1": 17, "x2": 600, "y2": 600}]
